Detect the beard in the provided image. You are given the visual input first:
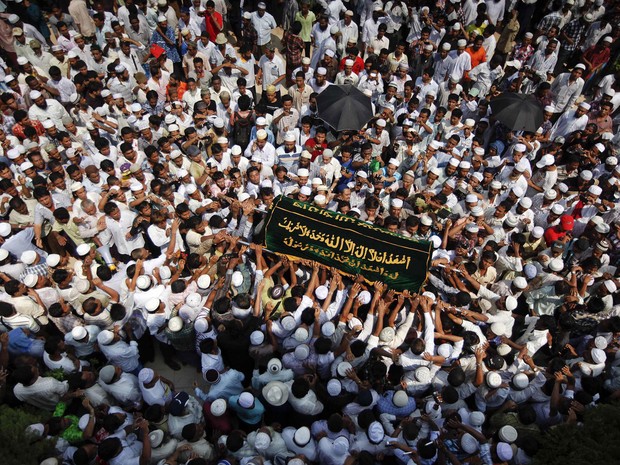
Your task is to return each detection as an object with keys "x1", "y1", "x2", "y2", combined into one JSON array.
[{"x1": 36, "y1": 101, "x2": 48, "y2": 109}]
